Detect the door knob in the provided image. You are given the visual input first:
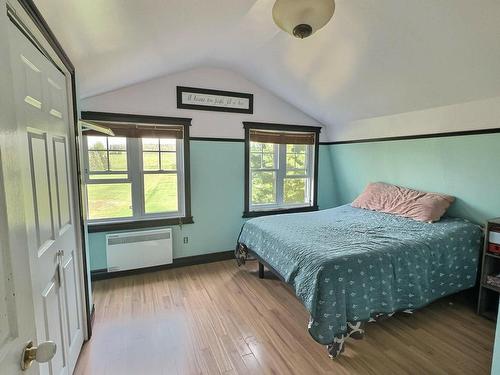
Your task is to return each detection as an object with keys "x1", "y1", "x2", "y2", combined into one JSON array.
[{"x1": 21, "y1": 340, "x2": 57, "y2": 371}]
